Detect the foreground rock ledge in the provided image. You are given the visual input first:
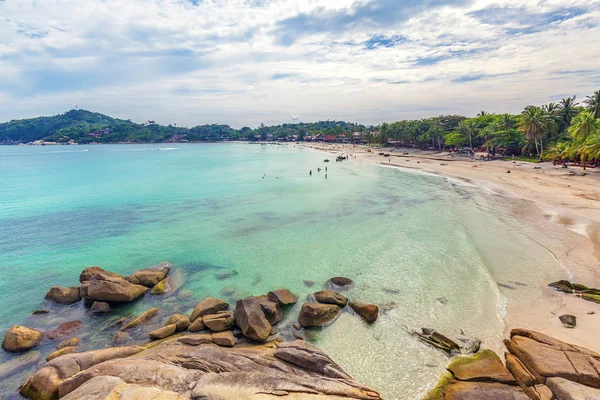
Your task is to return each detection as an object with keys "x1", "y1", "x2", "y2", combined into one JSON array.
[{"x1": 20, "y1": 339, "x2": 381, "y2": 400}]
